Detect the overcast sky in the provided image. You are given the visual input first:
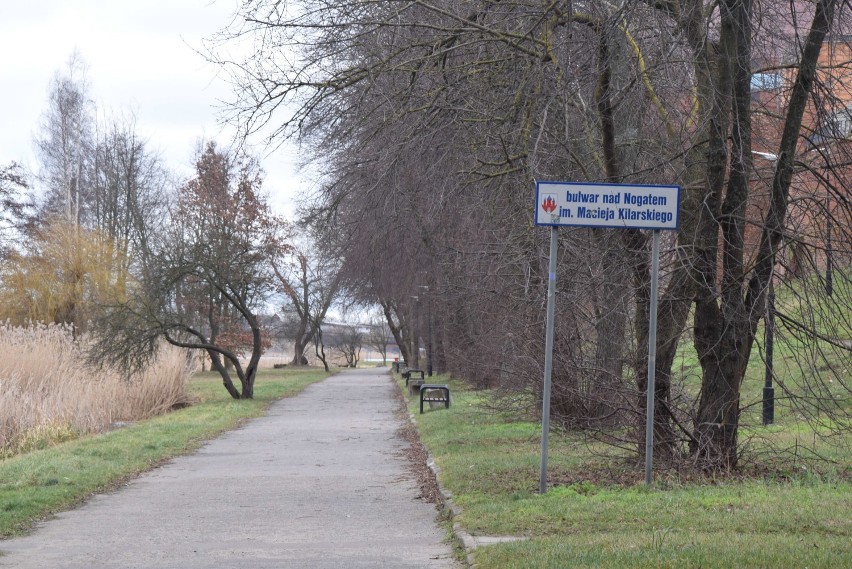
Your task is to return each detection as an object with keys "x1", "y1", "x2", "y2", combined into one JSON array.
[{"x1": 0, "y1": 0, "x2": 305, "y2": 217}]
